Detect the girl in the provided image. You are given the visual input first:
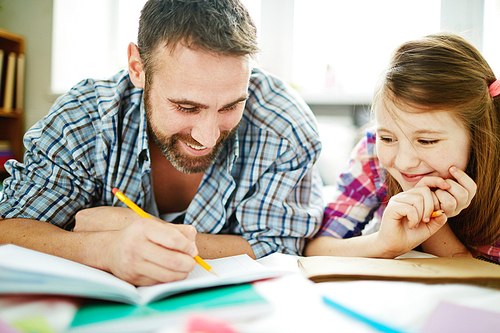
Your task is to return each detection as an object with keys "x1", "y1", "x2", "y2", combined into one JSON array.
[{"x1": 306, "y1": 32, "x2": 500, "y2": 262}]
